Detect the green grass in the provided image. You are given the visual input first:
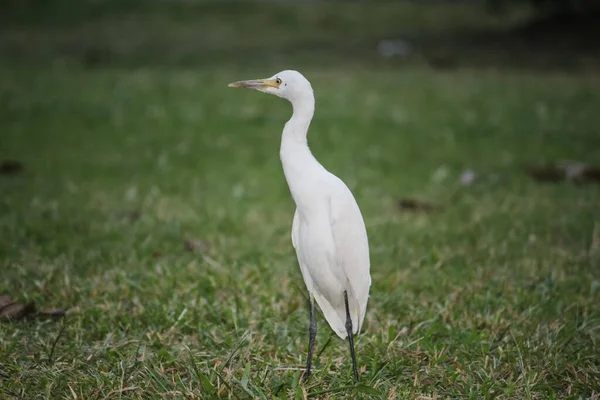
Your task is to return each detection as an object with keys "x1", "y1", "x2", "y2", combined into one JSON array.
[
  {"x1": 1, "y1": 1, "x2": 600, "y2": 399},
  {"x1": 0, "y1": 0, "x2": 540, "y2": 69}
]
